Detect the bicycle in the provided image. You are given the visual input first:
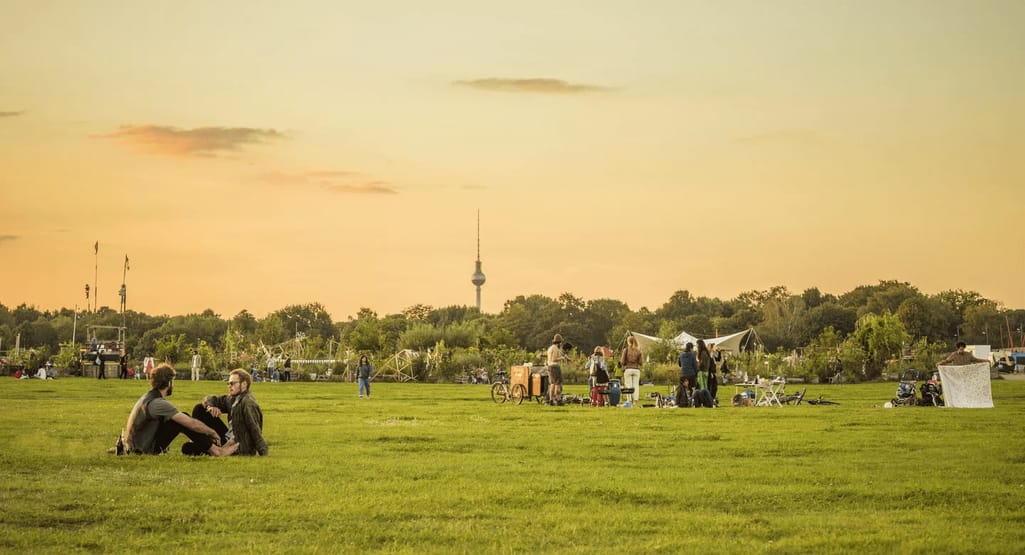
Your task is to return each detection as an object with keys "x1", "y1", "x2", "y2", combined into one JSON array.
[{"x1": 490, "y1": 371, "x2": 526, "y2": 404}]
